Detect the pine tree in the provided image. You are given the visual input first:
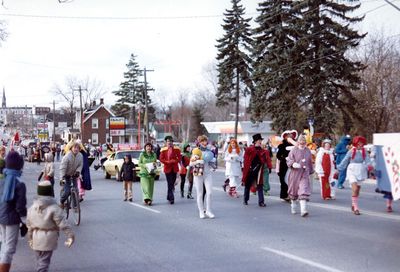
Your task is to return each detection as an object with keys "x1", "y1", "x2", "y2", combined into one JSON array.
[
  {"x1": 299, "y1": 0, "x2": 365, "y2": 133},
  {"x1": 250, "y1": 0, "x2": 304, "y2": 133},
  {"x1": 190, "y1": 105, "x2": 206, "y2": 140},
  {"x1": 216, "y1": 0, "x2": 253, "y2": 138}
]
